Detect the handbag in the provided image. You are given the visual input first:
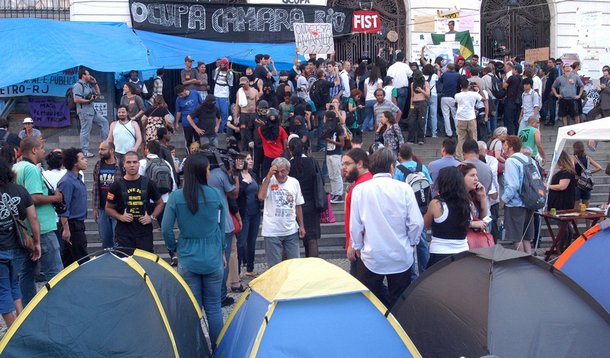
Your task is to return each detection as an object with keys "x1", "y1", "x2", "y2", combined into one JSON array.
[
  {"x1": 319, "y1": 194, "x2": 336, "y2": 223},
  {"x1": 466, "y1": 220, "x2": 495, "y2": 249},
  {"x1": 576, "y1": 157, "x2": 594, "y2": 192},
  {"x1": 0, "y1": 193, "x2": 34, "y2": 252},
  {"x1": 230, "y1": 212, "x2": 242, "y2": 235},
  {"x1": 312, "y1": 158, "x2": 328, "y2": 212},
  {"x1": 41, "y1": 174, "x2": 67, "y2": 215}
]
